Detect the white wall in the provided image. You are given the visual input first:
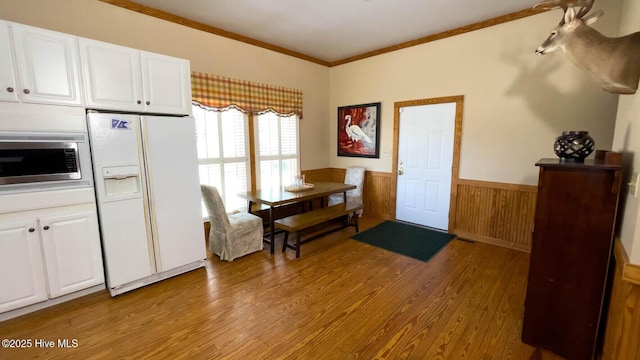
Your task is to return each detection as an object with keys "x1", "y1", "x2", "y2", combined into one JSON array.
[
  {"x1": 612, "y1": 0, "x2": 640, "y2": 264},
  {"x1": 0, "y1": 0, "x2": 331, "y2": 171},
  {"x1": 329, "y1": 4, "x2": 621, "y2": 185}
]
